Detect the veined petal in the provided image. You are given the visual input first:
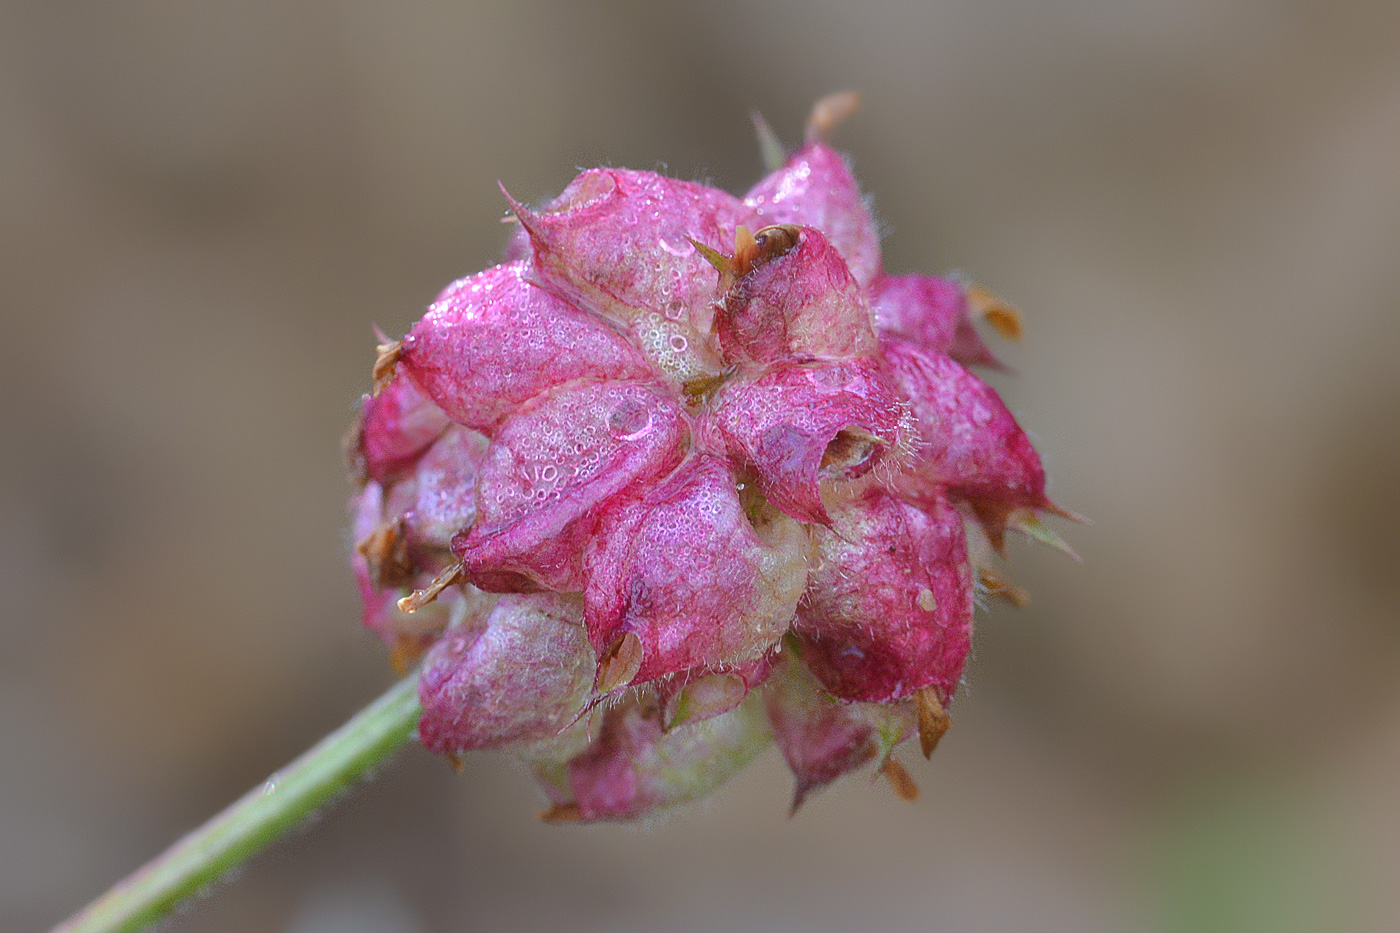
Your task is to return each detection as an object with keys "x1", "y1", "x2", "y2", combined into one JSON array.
[
  {"x1": 584, "y1": 456, "x2": 808, "y2": 687},
  {"x1": 744, "y1": 141, "x2": 881, "y2": 286},
  {"x1": 795, "y1": 488, "x2": 973, "y2": 703},
  {"x1": 417, "y1": 594, "x2": 594, "y2": 753},
  {"x1": 704, "y1": 358, "x2": 910, "y2": 524},
  {"x1": 454, "y1": 380, "x2": 689, "y2": 592},
  {"x1": 714, "y1": 225, "x2": 877, "y2": 364},
  {"x1": 508, "y1": 170, "x2": 758, "y2": 383},
  {"x1": 398, "y1": 261, "x2": 655, "y2": 432}
]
